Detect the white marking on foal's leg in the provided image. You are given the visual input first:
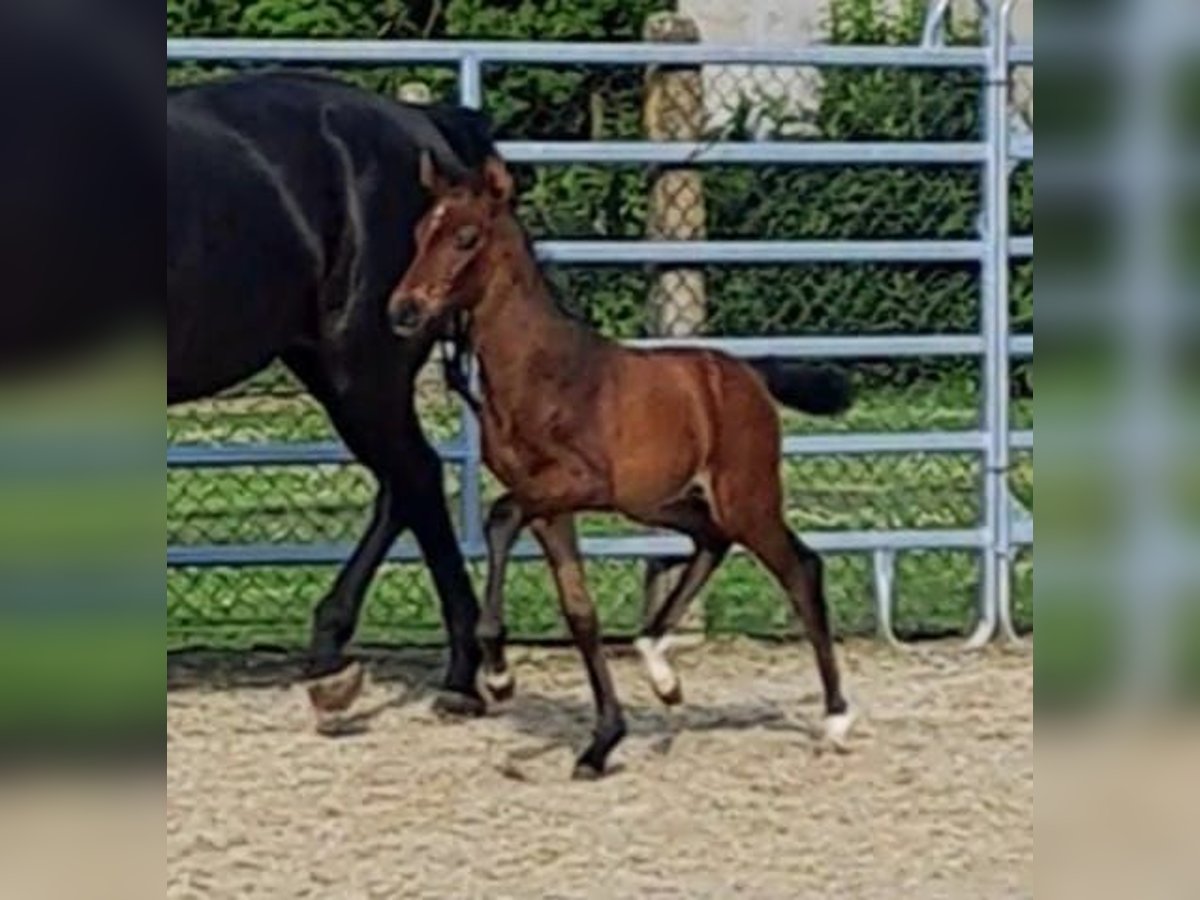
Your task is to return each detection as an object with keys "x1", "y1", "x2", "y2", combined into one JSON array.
[
  {"x1": 635, "y1": 636, "x2": 681, "y2": 704},
  {"x1": 484, "y1": 669, "x2": 515, "y2": 697},
  {"x1": 823, "y1": 706, "x2": 857, "y2": 750}
]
